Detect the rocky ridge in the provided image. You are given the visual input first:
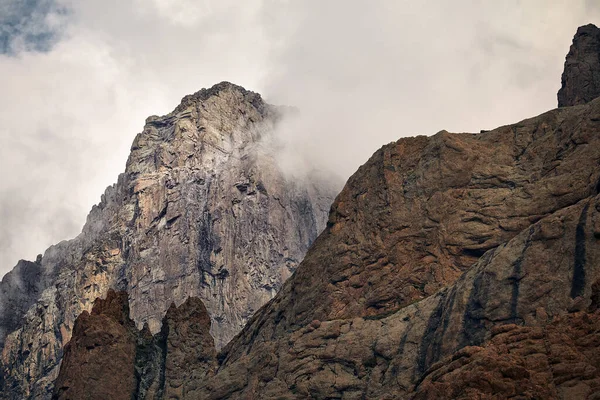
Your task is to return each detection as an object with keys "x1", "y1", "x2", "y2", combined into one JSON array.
[
  {"x1": 53, "y1": 24, "x2": 600, "y2": 399},
  {"x1": 0, "y1": 82, "x2": 336, "y2": 399}
]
